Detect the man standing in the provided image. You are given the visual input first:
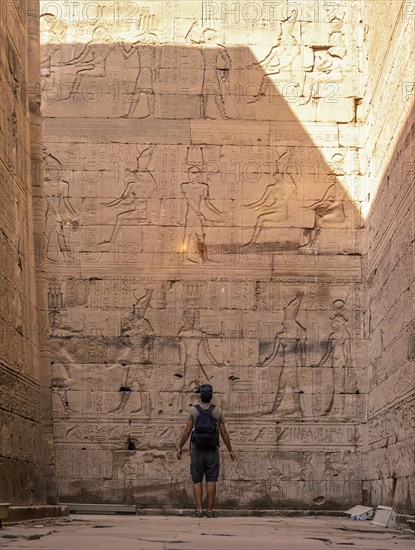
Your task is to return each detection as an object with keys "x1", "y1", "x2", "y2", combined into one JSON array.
[{"x1": 176, "y1": 384, "x2": 236, "y2": 517}]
